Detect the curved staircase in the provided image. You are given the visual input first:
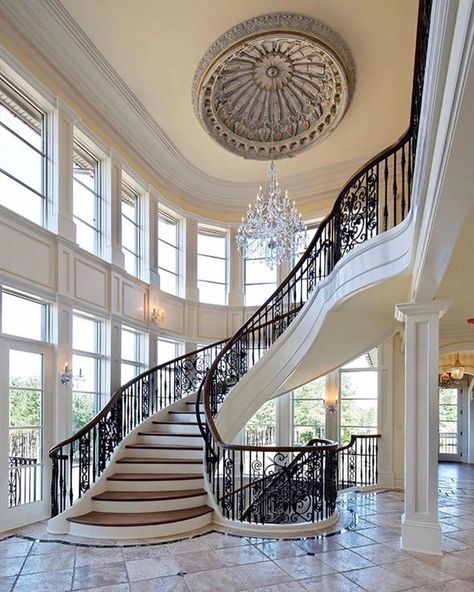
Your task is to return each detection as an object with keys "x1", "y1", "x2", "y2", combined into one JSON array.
[
  {"x1": 48, "y1": 0, "x2": 432, "y2": 540},
  {"x1": 57, "y1": 396, "x2": 213, "y2": 539}
]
